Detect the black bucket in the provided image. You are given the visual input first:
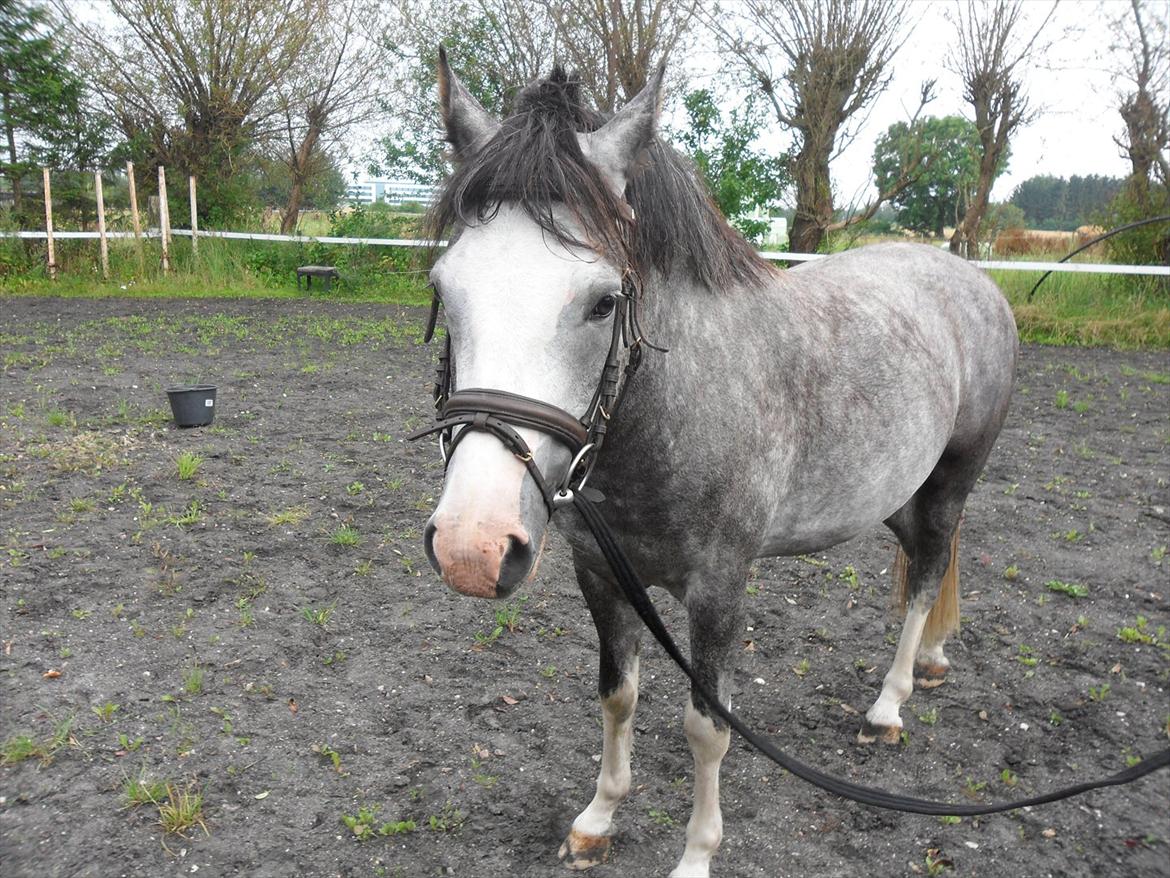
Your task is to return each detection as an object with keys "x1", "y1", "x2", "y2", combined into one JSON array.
[{"x1": 166, "y1": 385, "x2": 217, "y2": 428}]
